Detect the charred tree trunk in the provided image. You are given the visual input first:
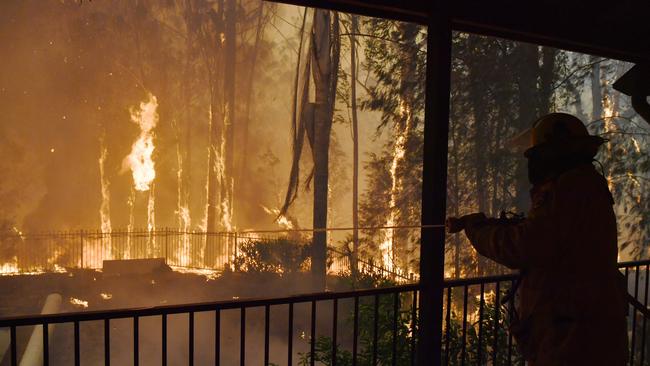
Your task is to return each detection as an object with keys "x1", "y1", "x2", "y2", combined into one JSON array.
[
  {"x1": 591, "y1": 56, "x2": 603, "y2": 120},
  {"x1": 220, "y1": 0, "x2": 236, "y2": 230},
  {"x1": 310, "y1": 10, "x2": 339, "y2": 290},
  {"x1": 538, "y1": 47, "x2": 557, "y2": 115},
  {"x1": 389, "y1": 22, "x2": 418, "y2": 272},
  {"x1": 513, "y1": 43, "x2": 539, "y2": 213},
  {"x1": 206, "y1": 89, "x2": 221, "y2": 232},
  {"x1": 238, "y1": 3, "x2": 265, "y2": 224},
  {"x1": 182, "y1": 0, "x2": 195, "y2": 226},
  {"x1": 466, "y1": 37, "x2": 489, "y2": 275},
  {"x1": 349, "y1": 14, "x2": 359, "y2": 277},
  {"x1": 204, "y1": 2, "x2": 225, "y2": 233}
]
